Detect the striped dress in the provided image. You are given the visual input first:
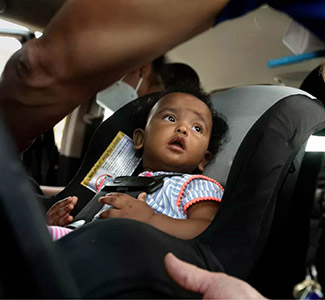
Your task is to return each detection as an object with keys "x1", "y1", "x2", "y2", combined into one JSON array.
[
  {"x1": 49, "y1": 171, "x2": 224, "y2": 240},
  {"x1": 96, "y1": 171, "x2": 224, "y2": 219}
]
